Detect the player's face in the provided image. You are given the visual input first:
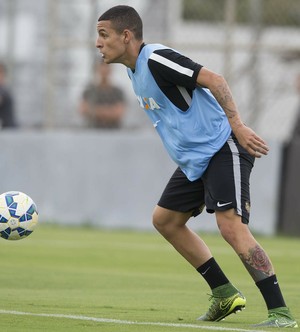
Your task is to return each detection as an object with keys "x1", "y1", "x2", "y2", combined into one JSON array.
[{"x1": 96, "y1": 21, "x2": 127, "y2": 65}]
